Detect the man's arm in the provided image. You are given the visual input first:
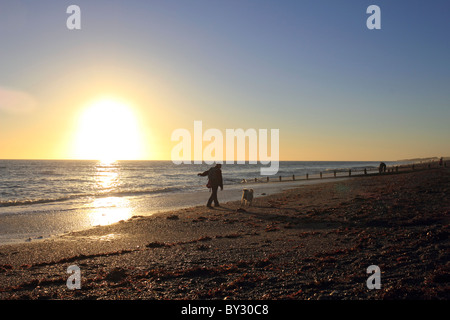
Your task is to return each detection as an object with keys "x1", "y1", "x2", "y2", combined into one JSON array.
[{"x1": 197, "y1": 169, "x2": 209, "y2": 177}]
